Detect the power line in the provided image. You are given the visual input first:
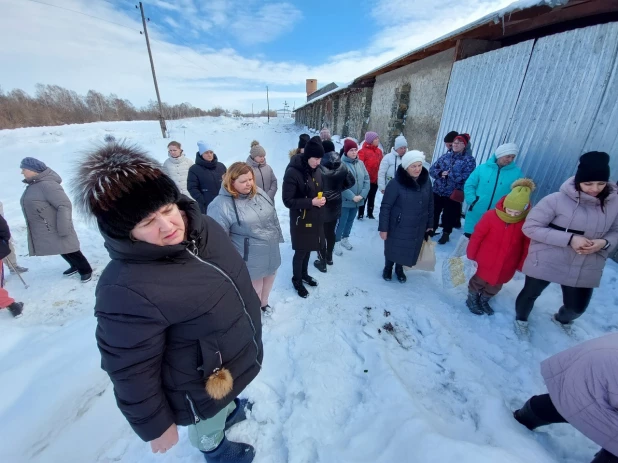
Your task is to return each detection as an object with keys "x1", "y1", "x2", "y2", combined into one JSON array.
[{"x1": 23, "y1": 0, "x2": 141, "y2": 33}]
